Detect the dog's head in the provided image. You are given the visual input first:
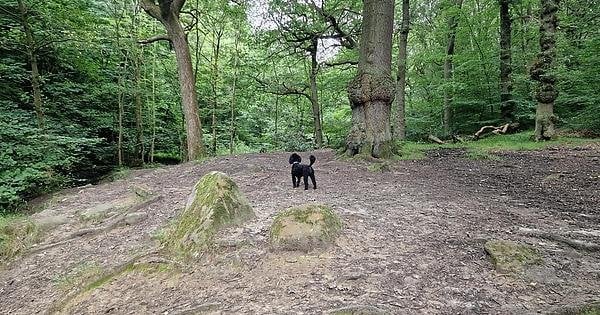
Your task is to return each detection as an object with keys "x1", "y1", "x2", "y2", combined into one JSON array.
[{"x1": 289, "y1": 153, "x2": 301, "y2": 164}]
